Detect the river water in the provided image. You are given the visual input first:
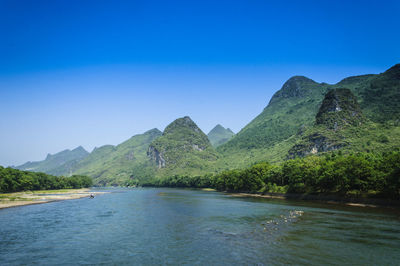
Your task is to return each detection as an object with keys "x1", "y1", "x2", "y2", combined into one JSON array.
[{"x1": 0, "y1": 188, "x2": 399, "y2": 265}]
